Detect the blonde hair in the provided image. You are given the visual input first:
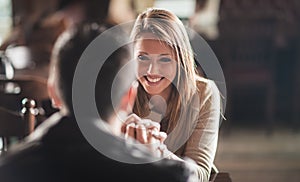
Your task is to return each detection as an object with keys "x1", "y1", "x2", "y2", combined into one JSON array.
[{"x1": 131, "y1": 8, "x2": 198, "y2": 133}]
